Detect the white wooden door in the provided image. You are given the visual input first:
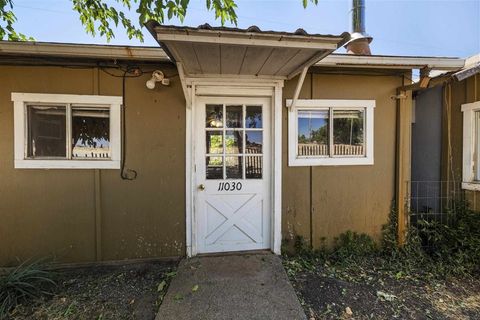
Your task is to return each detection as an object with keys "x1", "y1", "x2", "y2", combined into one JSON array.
[{"x1": 195, "y1": 96, "x2": 271, "y2": 254}]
